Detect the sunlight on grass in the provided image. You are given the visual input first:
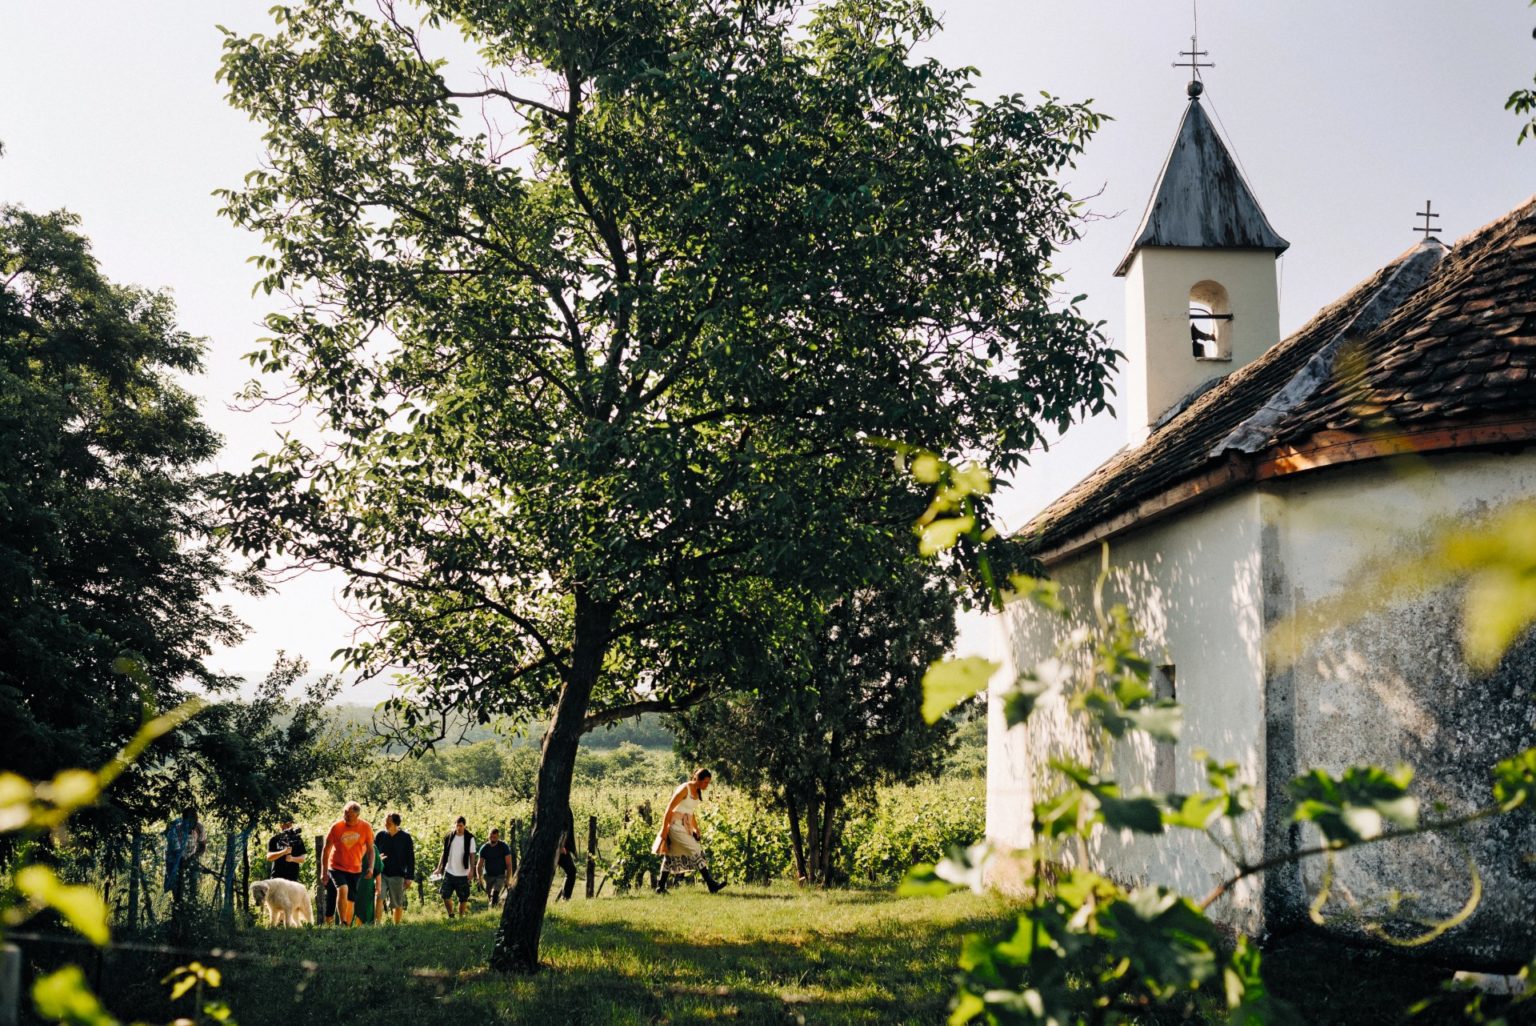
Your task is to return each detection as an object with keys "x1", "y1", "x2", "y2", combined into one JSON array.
[{"x1": 219, "y1": 883, "x2": 1011, "y2": 1025}]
